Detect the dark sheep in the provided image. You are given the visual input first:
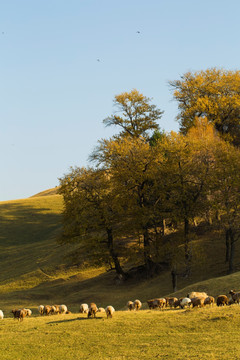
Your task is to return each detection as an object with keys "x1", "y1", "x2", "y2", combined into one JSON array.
[{"x1": 217, "y1": 295, "x2": 228, "y2": 306}]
